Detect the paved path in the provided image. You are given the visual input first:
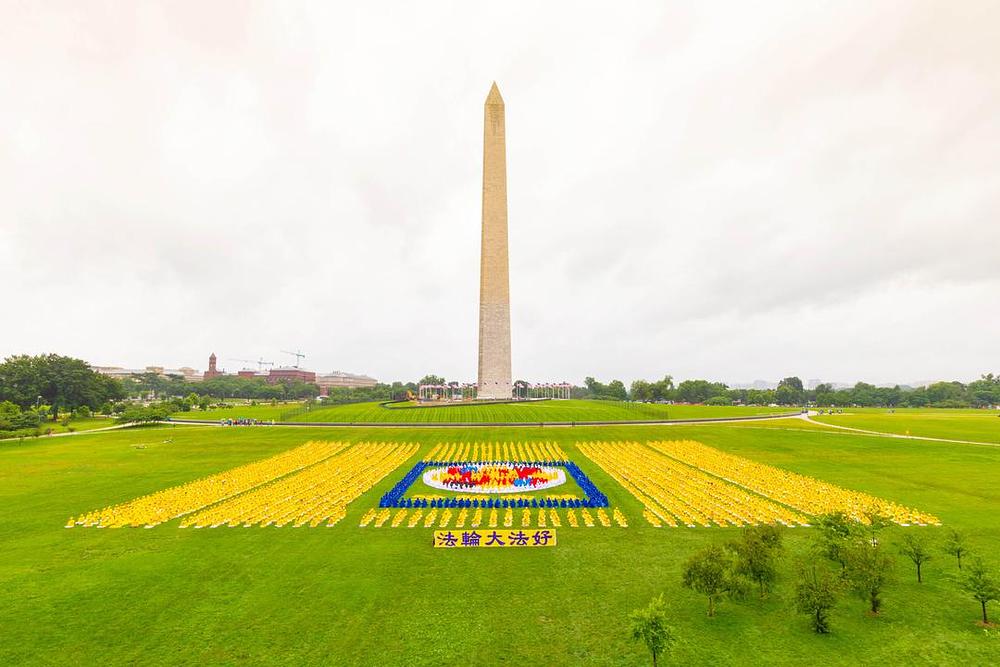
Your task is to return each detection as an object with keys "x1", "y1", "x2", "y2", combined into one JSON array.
[
  {"x1": 800, "y1": 413, "x2": 1000, "y2": 448},
  {"x1": 0, "y1": 421, "x2": 216, "y2": 442}
]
